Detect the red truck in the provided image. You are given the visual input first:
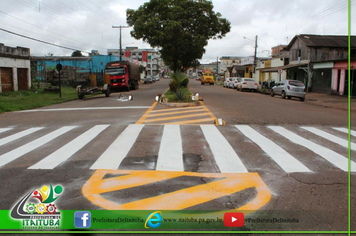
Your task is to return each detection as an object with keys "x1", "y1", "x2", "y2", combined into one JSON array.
[{"x1": 105, "y1": 61, "x2": 140, "y2": 91}]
